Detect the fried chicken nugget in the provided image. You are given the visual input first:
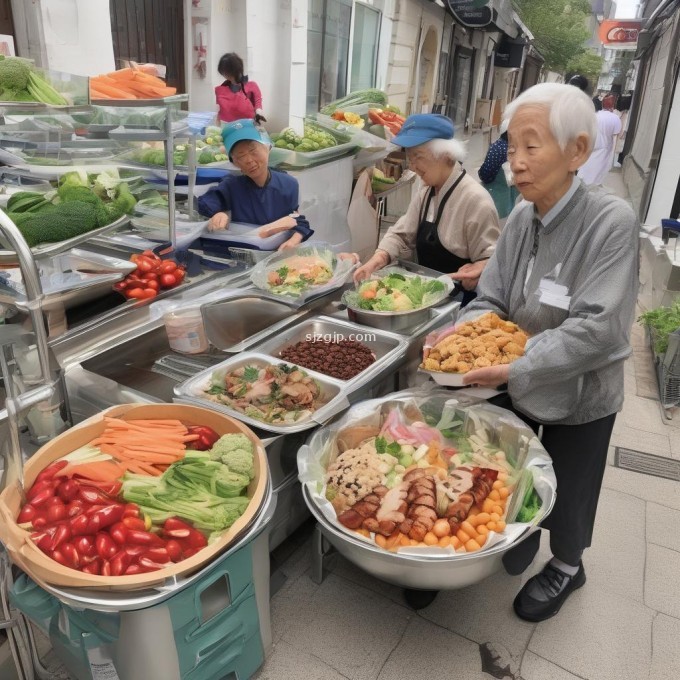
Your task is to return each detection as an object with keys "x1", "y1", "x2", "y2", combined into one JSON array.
[
  {"x1": 423, "y1": 358, "x2": 442, "y2": 371},
  {"x1": 455, "y1": 361, "x2": 472, "y2": 372},
  {"x1": 471, "y1": 344, "x2": 488, "y2": 358},
  {"x1": 456, "y1": 325, "x2": 474, "y2": 337},
  {"x1": 501, "y1": 321, "x2": 519, "y2": 333},
  {"x1": 495, "y1": 336, "x2": 512, "y2": 349},
  {"x1": 474, "y1": 356, "x2": 492, "y2": 368},
  {"x1": 513, "y1": 331, "x2": 528, "y2": 347},
  {"x1": 503, "y1": 342, "x2": 524, "y2": 356}
]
